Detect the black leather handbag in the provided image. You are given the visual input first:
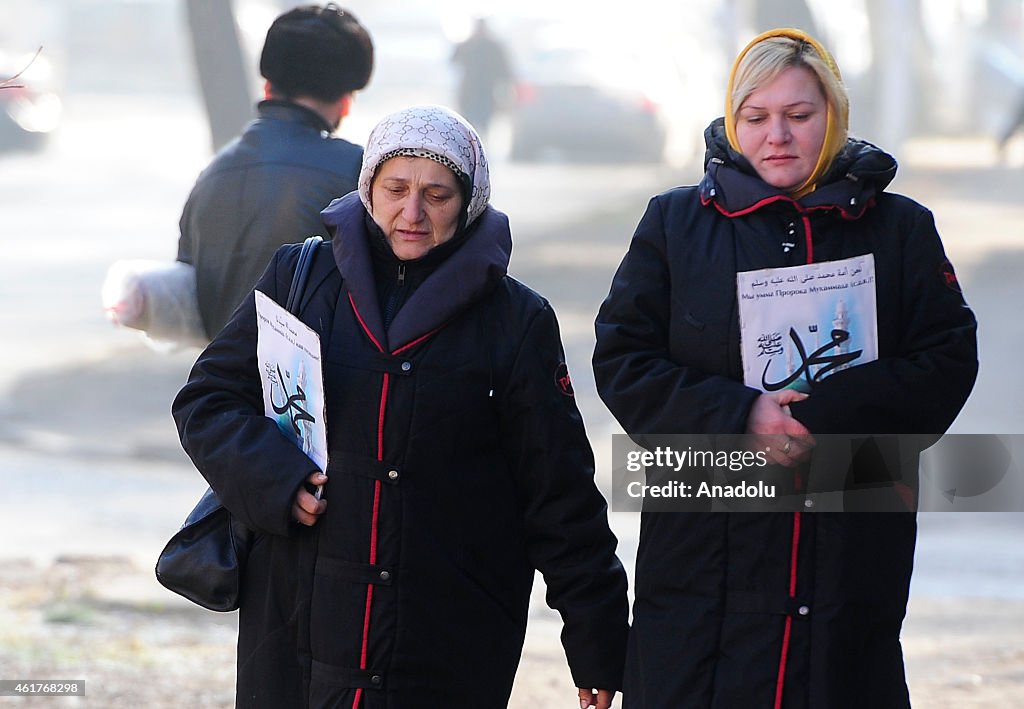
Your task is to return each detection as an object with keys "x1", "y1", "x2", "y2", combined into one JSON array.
[{"x1": 155, "y1": 236, "x2": 323, "y2": 611}]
